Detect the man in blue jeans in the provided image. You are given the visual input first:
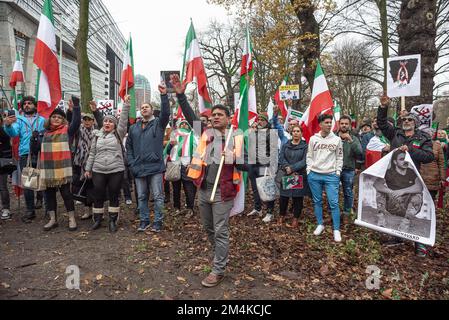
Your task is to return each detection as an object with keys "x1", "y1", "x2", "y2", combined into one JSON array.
[
  {"x1": 337, "y1": 115, "x2": 363, "y2": 224},
  {"x1": 126, "y1": 81, "x2": 170, "y2": 233},
  {"x1": 307, "y1": 114, "x2": 344, "y2": 242},
  {"x1": 3, "y1": 96, "x2": 46, "y2": 223}
]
